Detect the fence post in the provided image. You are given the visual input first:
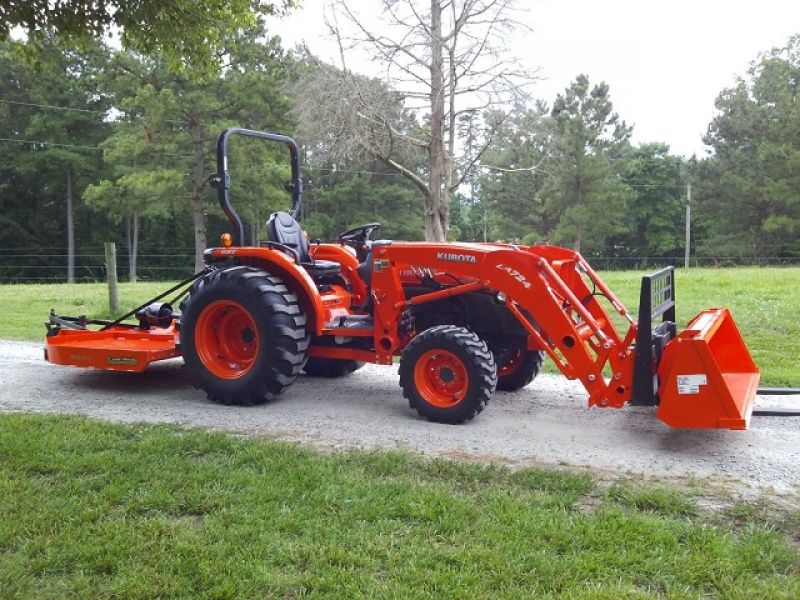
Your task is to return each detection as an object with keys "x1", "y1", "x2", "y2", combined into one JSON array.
[{"x1": 105, "y1": 242, "x2": 119, "y2": 314}]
